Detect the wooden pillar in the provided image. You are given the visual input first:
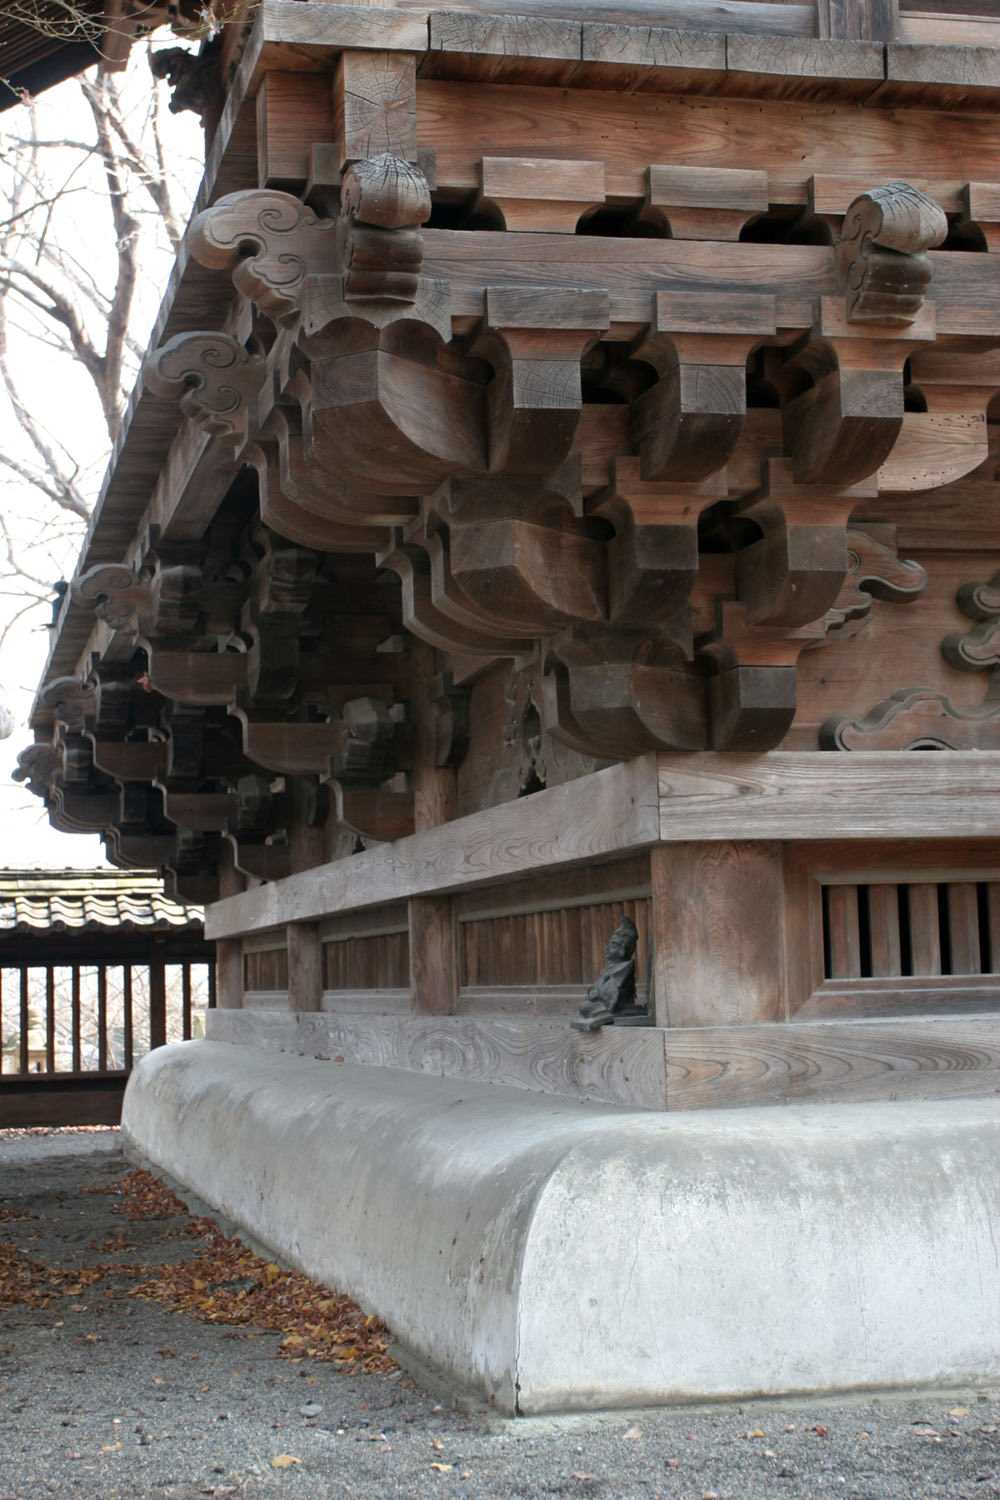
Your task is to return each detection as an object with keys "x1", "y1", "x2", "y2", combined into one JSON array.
[
  {"x1": 412, "y1": 640, "x2": 457, "y2": 831},
  {"x1": 650, "y1": 841, "x2": 787, "y2": 1028},
  {"x1": 214, "y1": 939, "x2": 243, "y2": 1010},
  {"x1": 409, "y1": 895, "x2": 457, "y2": 1015},
  {"x1": 287, "y1": 922, "x2": 323, "y2": 1012},
  {"x1": 149, "y1": 939, "x2": 167, "y2": 1050}
]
